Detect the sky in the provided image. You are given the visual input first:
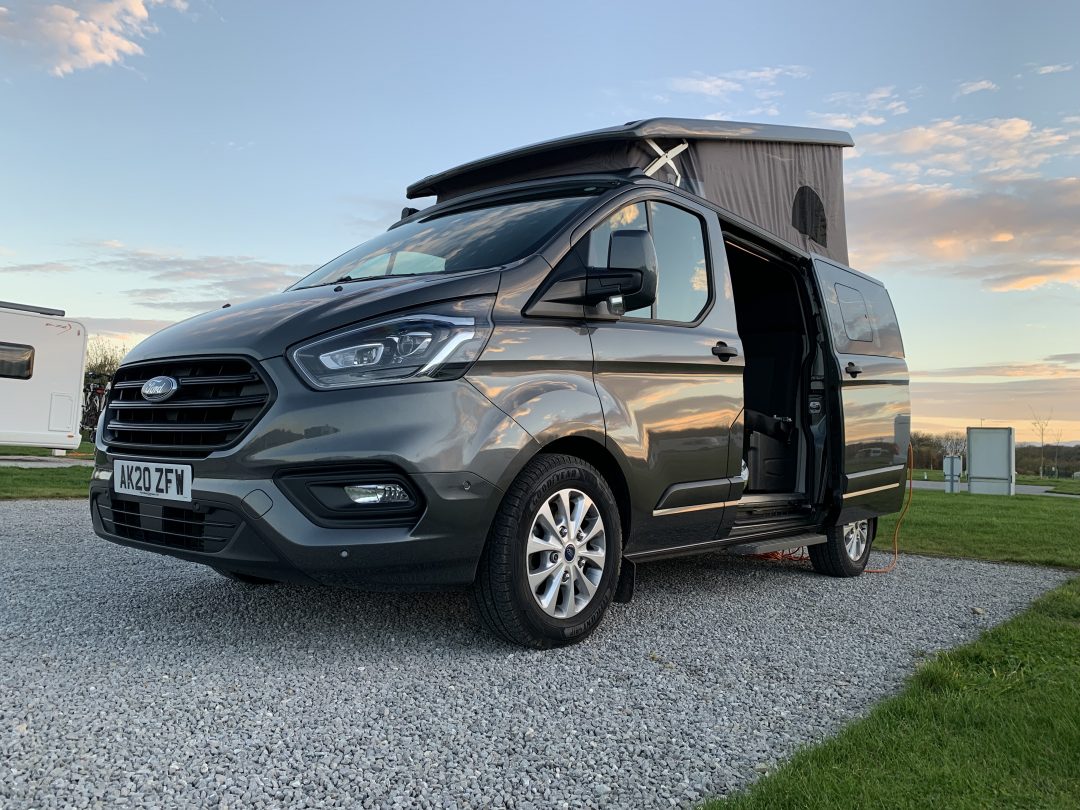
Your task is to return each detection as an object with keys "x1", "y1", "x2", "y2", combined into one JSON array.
[{"x1": 1, "y1": 0, "x2": 1078, "y2": 441}]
